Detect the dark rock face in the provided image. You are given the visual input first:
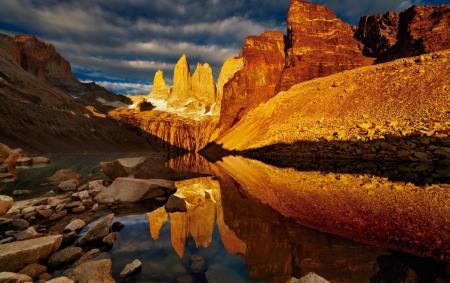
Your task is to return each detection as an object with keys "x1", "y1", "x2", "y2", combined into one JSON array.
[
  {"x1": 356, "y1": 5, "x2": 450, "y2": 61},
  {"x1": 9, "y1": 35, "x2": 131, "y2": 110},
  {"x1": 355, "y1": 12, "x2": 400, "y2": 57}
]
